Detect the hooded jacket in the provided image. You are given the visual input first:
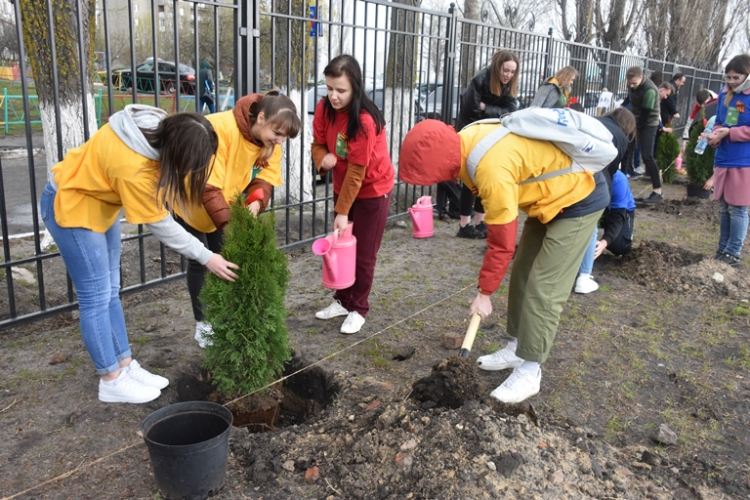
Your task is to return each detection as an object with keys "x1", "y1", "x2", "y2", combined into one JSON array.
[
  {"x1": 455, "y1": 67, "x2": 519, "y2": 131},
  {"x1": 50, "y1": 104, "x2": 212, "y2": 264},
  {"x1": 457, "y1": 124, "x2": 597, "y2": 294},
  {"x1": 198, "y1": 59, "x2": 214, "y2": 100},
  {"x1": 530, "y1": 78, "x2": 568, "y2": 108},
  {"x1": 174, "y1": 94, "x2": 282, "y2": 233}
]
